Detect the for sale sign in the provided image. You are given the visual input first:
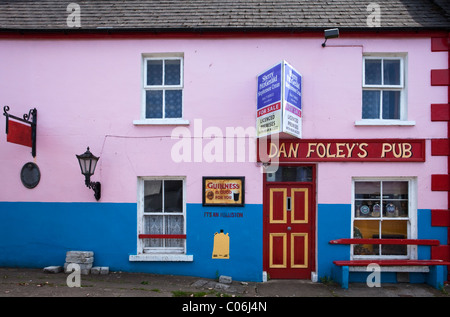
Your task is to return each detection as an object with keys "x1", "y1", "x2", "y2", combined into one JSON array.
[
  {"x1": 256, "y1": 61, "x2": 302, "y2": 138},
  {"x1": 256, "y1": 63, "x2": 282, "y2": 137}
]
